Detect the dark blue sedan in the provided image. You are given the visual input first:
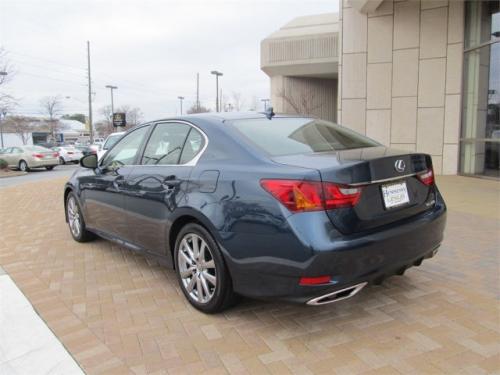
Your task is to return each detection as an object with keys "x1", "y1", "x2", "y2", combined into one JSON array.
[{"x1": 64, "y1": 112, "x2": 446, "y2": 313}]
